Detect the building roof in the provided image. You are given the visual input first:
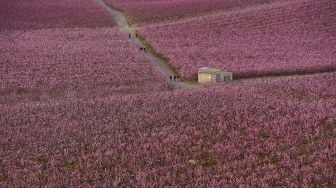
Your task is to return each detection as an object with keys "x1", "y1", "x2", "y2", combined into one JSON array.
[{"x1": 198, "y1": 67, "x2": 231, "y2": 74}]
